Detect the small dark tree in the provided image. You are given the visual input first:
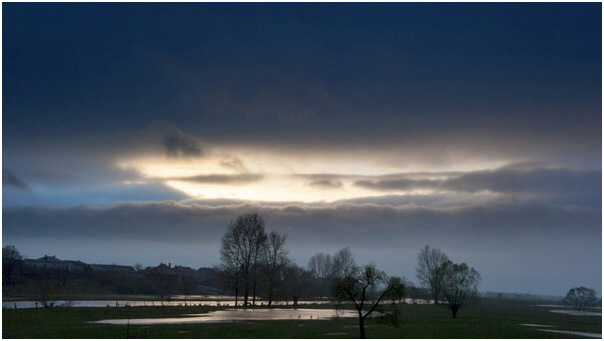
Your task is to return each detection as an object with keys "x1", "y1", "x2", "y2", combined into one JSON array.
[
  {"x1": 3, "y1": 245, "x2": 24, "y2": 285},
  {"x1": 283, "y1": 263, "x2": 308, "y2": 308},
  {"x1": 564, "y1": 287, "x2": 597, "y2": 312},
  {"x1": 416, "y1": 245, "x2": 449, "y2": 304},
  {"x1": 332, "y1": 263, "x2": 406, "y2": 338},
  {"x1": 440, "y1": 261, "x2": 480, "y2": 318}
]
